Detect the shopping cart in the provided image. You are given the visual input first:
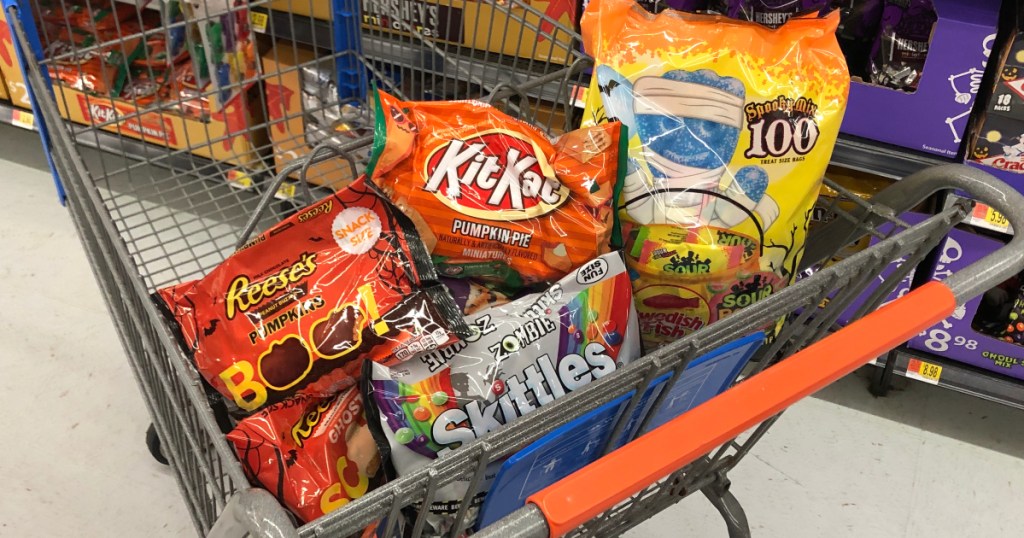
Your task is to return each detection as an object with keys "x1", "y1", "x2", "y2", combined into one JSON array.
[{"x1": 7, "y1": 0, "x2": 1024, "y2": 536}]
